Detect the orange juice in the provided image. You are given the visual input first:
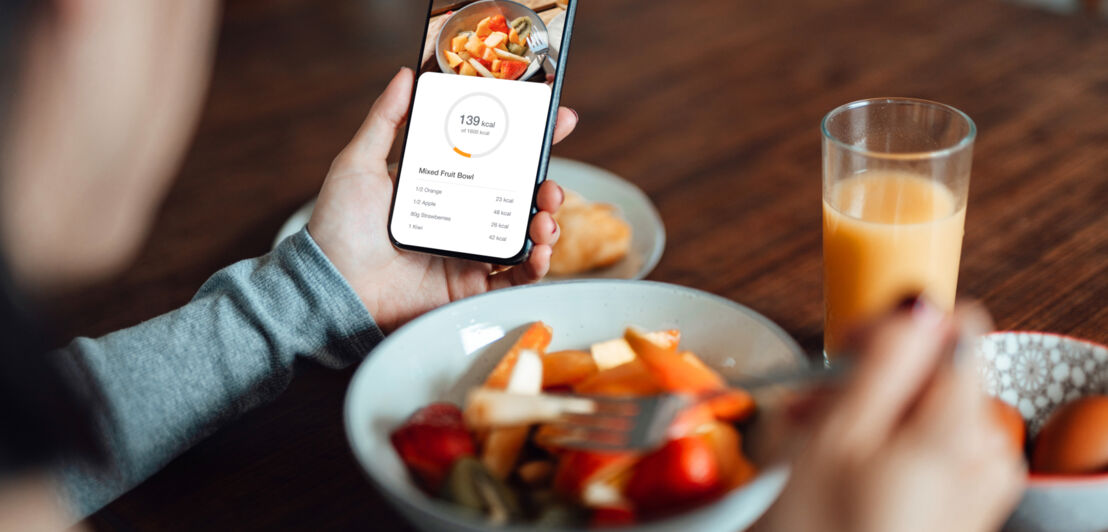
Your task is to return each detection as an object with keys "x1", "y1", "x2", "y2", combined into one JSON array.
[{"x1": 823, "y1": 170, "x2": 966, "y2": 355}]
